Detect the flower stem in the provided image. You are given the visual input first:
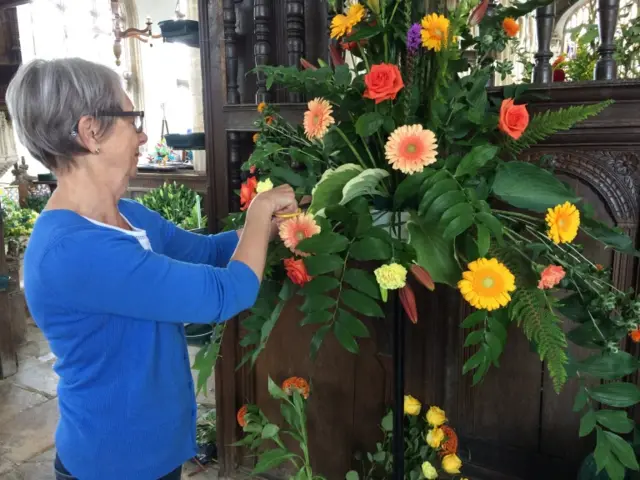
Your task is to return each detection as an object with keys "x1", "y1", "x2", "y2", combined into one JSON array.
[{"x1": 335, "y1": 126, "x2": 368, "y2": 169}]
